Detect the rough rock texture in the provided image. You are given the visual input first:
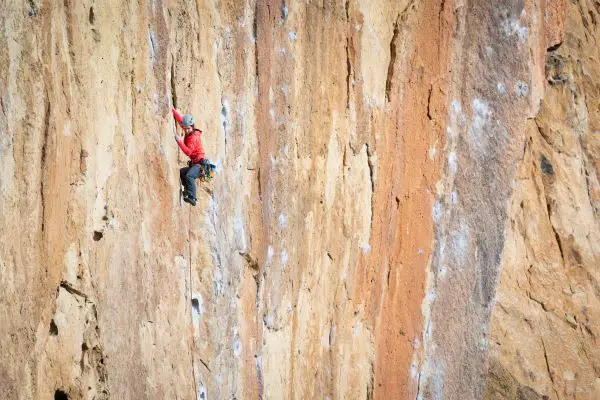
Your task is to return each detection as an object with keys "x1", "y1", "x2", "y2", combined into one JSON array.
[
  {"x1": 486, "y1": 1, "x2": 600, "y2": 399},
  {"x1": 0, "y1": 1, "x2": 597, "y2": 400}
]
